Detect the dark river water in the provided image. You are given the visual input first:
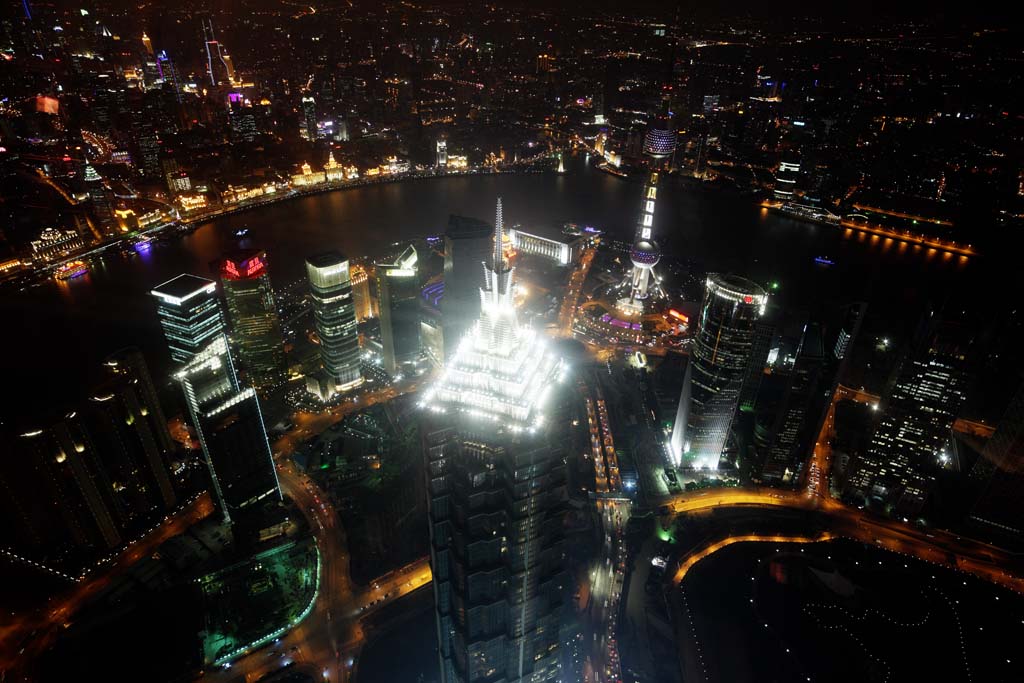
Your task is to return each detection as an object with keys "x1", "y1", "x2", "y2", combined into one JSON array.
[{"x1": 2, "y1": 157, "x2": 980, "y2": 415}]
